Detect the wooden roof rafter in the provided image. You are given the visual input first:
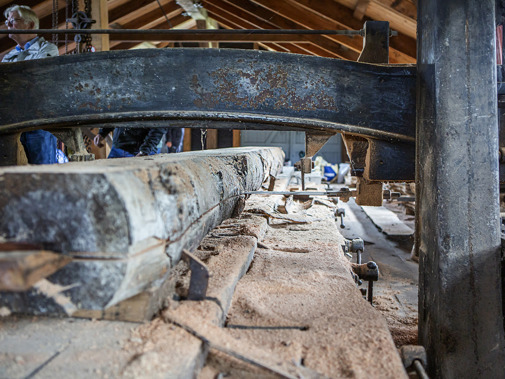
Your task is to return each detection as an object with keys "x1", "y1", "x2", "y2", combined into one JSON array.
[
  {"x1": 290, "y1": 0, "x2": 416, "y2": 62},
  {"x1": 204, "y1": 0, "x2": 358, "y2": 60},
  {"x1": 204, "y1": 0, "x2": 341, "y2": 58},
  {"x1": 0, "y1": 0, "x2": 417, "y2": 62}
]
